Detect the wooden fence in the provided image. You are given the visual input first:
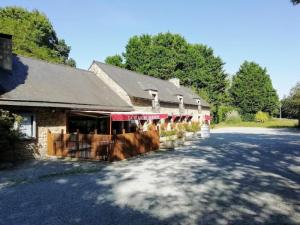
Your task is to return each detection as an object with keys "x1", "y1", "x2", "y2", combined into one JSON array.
[{"x1": 47, "y1": 130, "x2": 160, "y2": 161}]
